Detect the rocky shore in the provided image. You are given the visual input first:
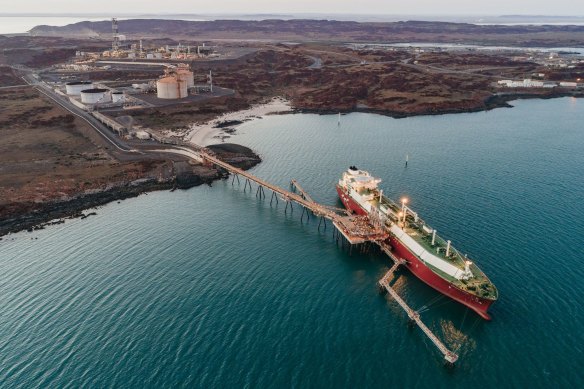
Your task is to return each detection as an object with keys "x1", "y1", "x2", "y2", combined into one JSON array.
[
  {"x1": 294, "y1": 90, "x2": 584, "y2": 119},
  {"x1": 0, "y1": 144, "x2": 261, "y2": 238}
]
